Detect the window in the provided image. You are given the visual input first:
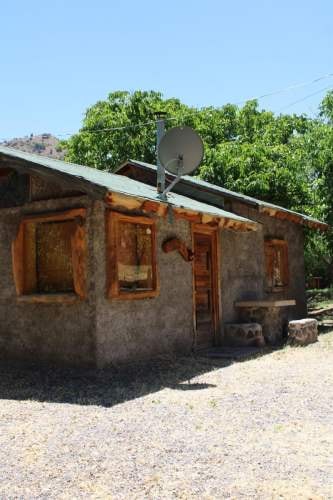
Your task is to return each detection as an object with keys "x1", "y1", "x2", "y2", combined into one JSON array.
[
  {"x1": 12, "y1": 208, "x2": 87, "y2": 302},
  {"x1": 106, "y1": 212, "x2": 158, "y2": 299},
  {"x1": 264, "y1": 239, "x2": 289, "y2": 291},
  {"x1": 36, "y1": 221, "x2": 75, "y2": 293}
]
